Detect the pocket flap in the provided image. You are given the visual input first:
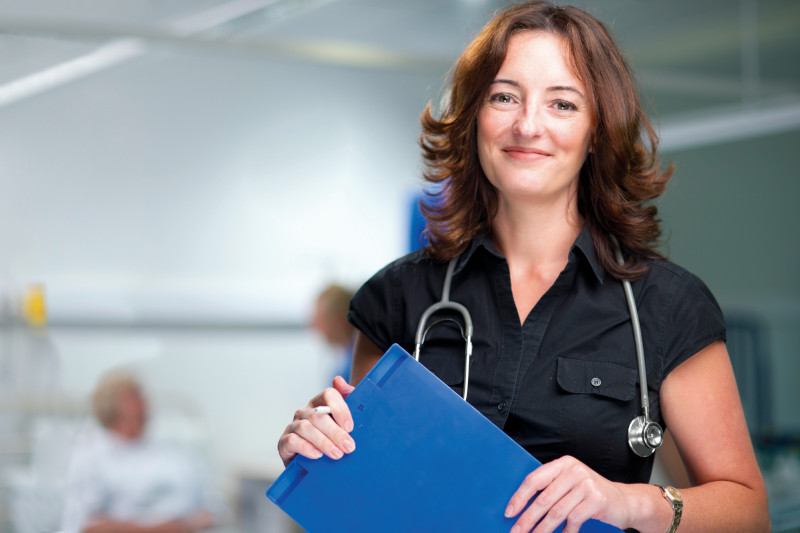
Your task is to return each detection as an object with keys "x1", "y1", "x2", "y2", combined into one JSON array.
[{"x1": 556, "y1": 357, "x2": 637, "y2": 401}]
